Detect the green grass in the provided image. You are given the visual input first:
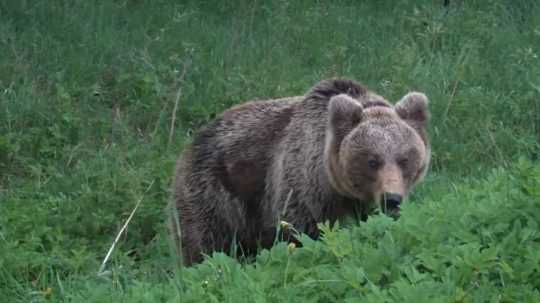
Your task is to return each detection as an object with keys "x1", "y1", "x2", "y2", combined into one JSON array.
[{"x1": 1, "y1": 0, "x2": 539, "y2": 302}]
